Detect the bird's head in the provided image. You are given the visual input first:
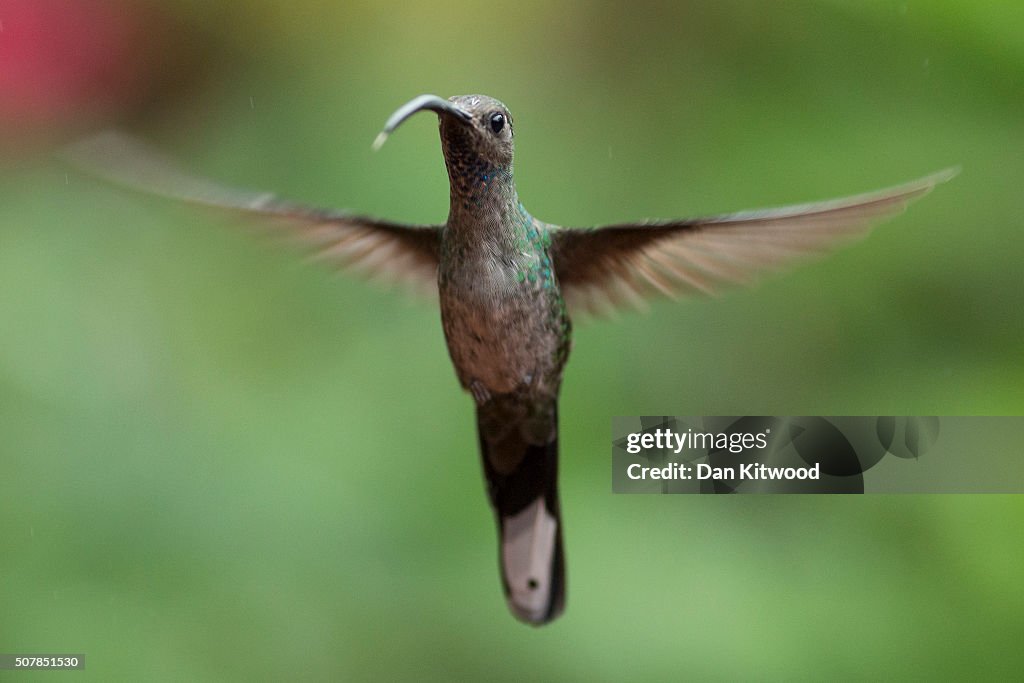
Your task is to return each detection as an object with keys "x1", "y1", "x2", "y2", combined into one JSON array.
[{"x1": 373, "y1": 93, "x2": 515, "y2": 176}]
